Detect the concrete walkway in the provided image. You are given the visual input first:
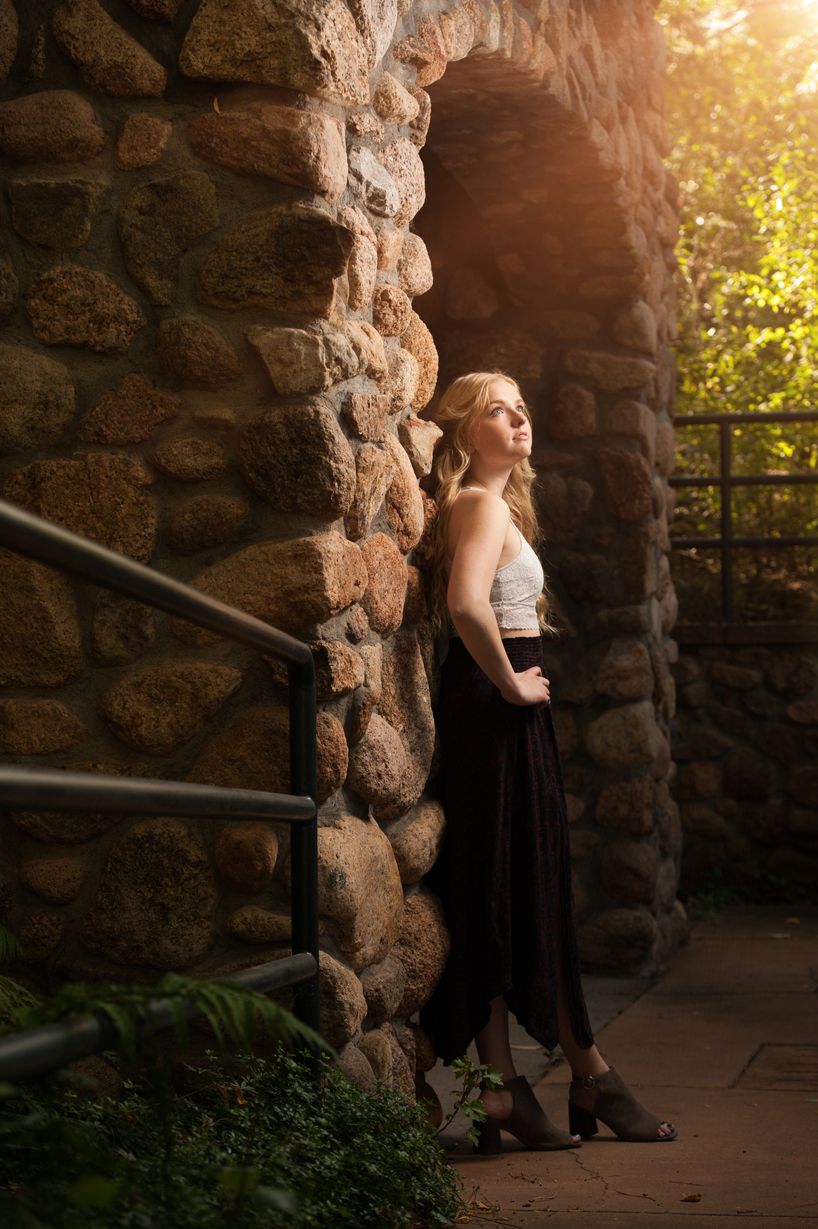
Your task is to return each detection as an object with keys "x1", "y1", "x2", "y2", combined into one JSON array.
[{"x1": 428, "y1": 905, "x2": 818, "y2": 1226}]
